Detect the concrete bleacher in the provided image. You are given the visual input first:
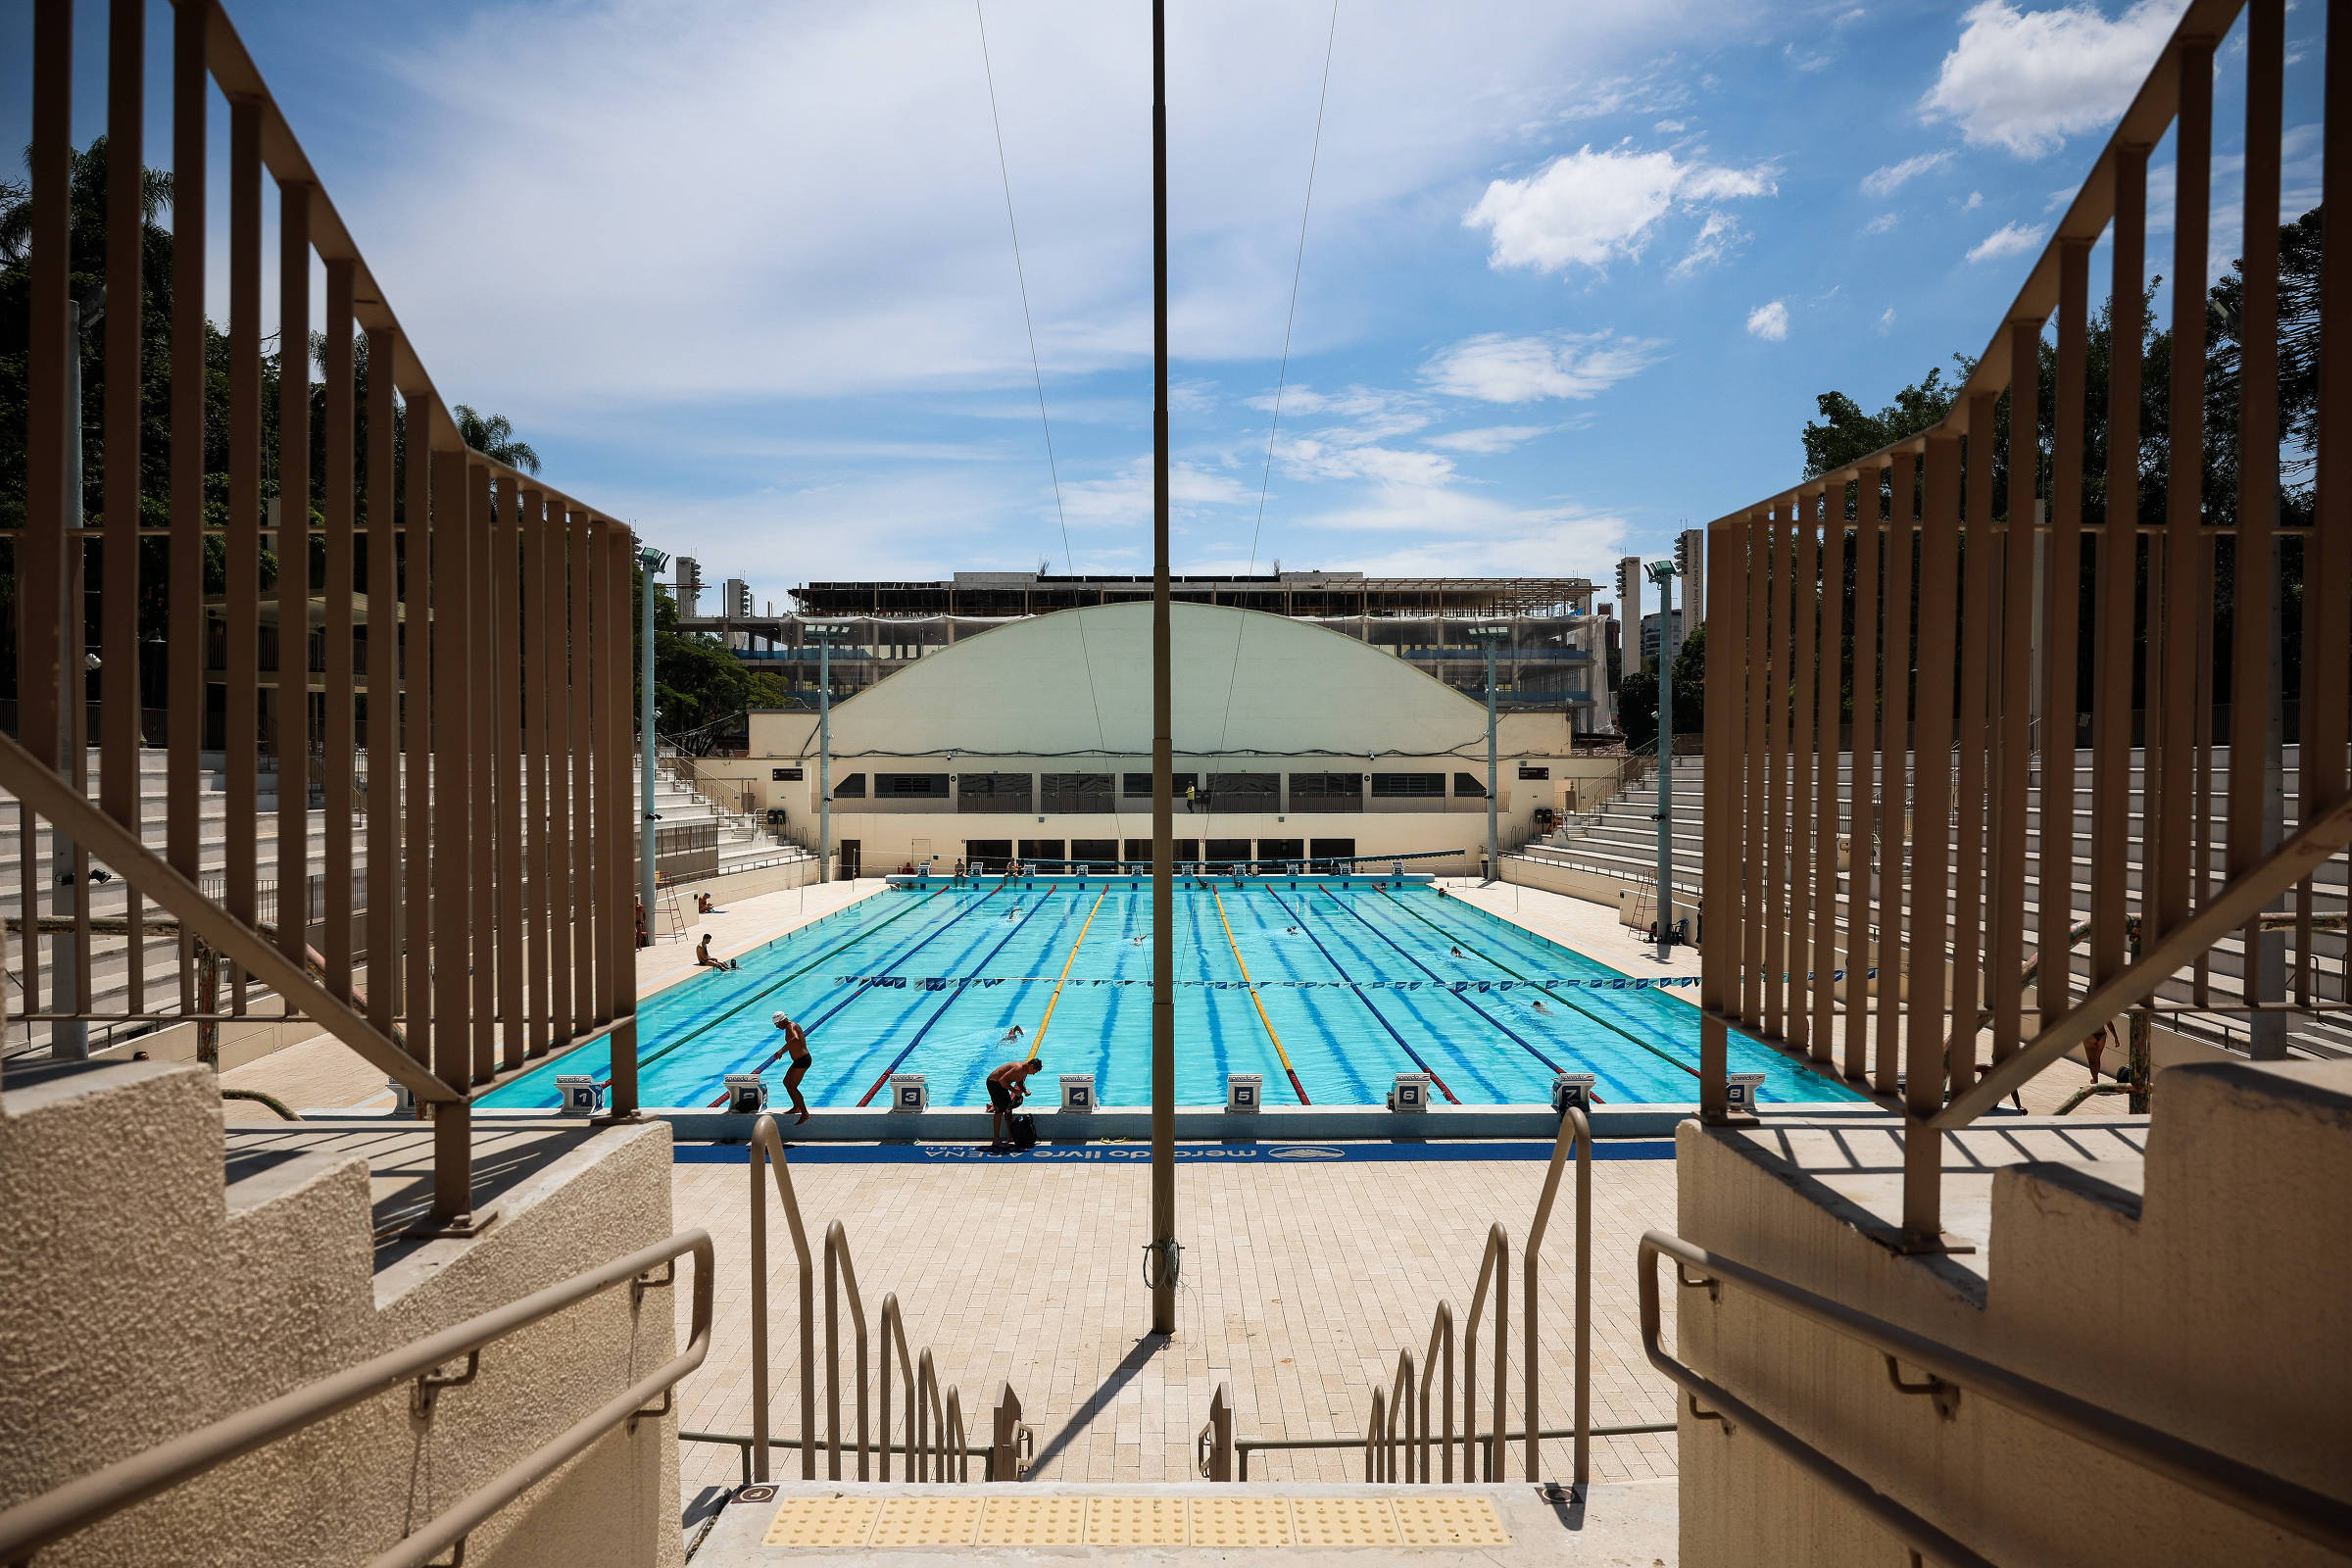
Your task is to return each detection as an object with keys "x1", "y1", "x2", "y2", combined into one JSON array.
[{"x1": 1514, "y1": 748, "x2": 2352, "y2": 1064}]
